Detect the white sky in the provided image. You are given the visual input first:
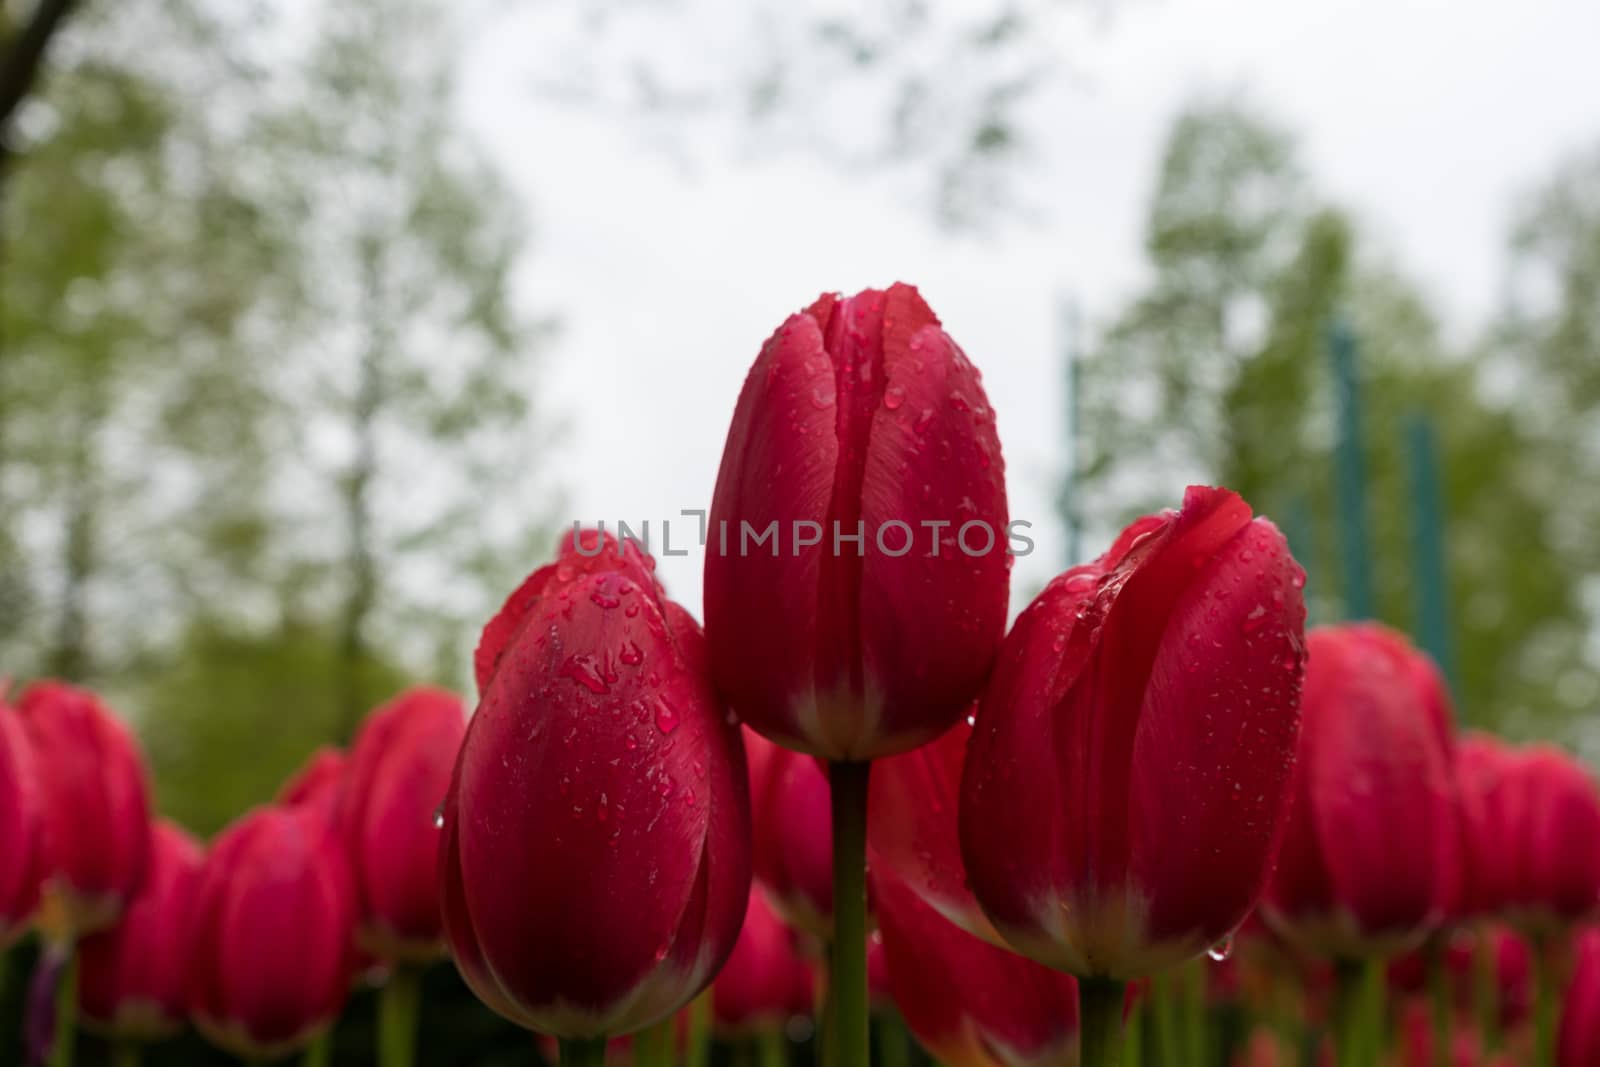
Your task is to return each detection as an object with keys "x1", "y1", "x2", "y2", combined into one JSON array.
[{"x1": 460, "y1": 0, "x2": 1600, "y2": 619}]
